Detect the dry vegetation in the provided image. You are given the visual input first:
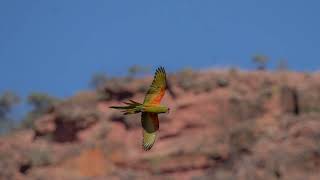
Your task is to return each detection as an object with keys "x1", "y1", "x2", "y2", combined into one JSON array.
[{"x1": 1, "y1": 69, "x2": 320, "y2": 179}]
